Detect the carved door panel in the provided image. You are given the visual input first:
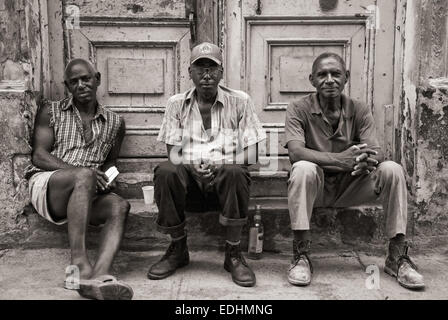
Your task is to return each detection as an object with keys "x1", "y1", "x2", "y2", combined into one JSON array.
[
  {"x1": 49, "y1": 0, "x2": 192, "y2": 170},
  {"x1": 224, "y1": 0, "x2": 396, "y2": 170}
]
